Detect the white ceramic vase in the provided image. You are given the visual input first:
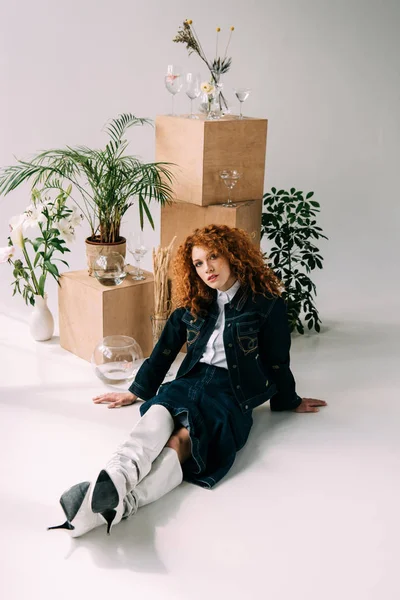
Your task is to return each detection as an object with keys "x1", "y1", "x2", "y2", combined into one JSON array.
[{"x1": 30, "y1": 294, "x2": 54, "y2": 341}]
